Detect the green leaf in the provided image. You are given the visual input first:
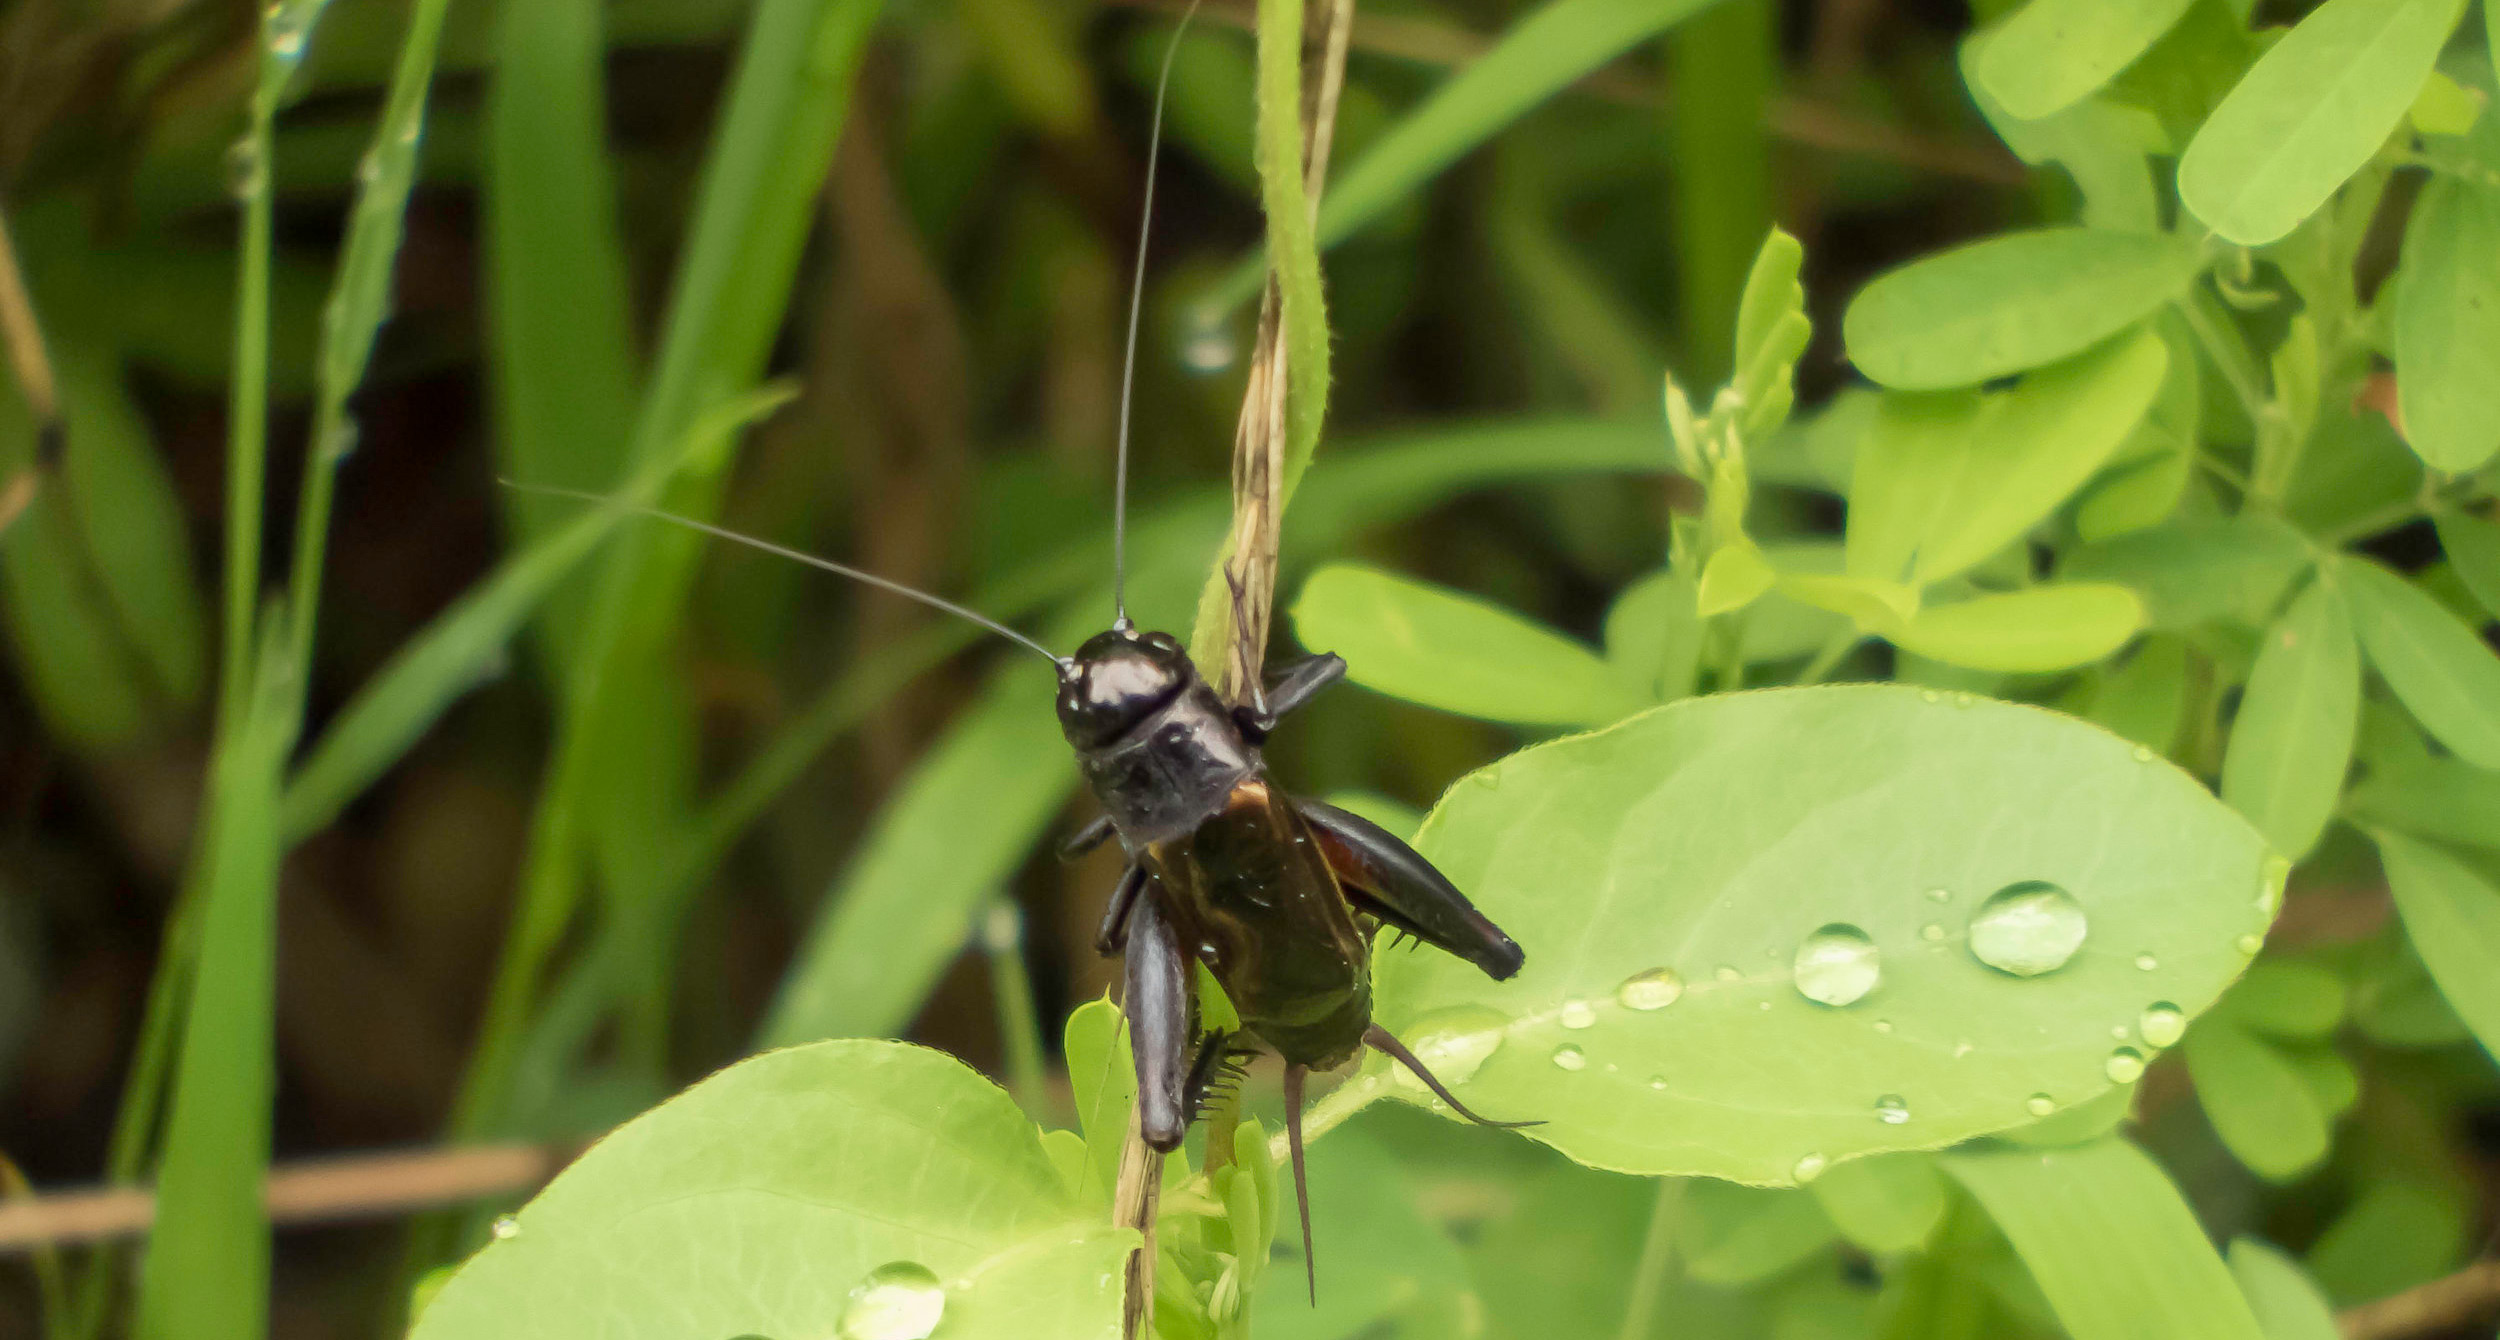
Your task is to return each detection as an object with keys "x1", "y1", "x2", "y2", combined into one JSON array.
[
  {"x1": 136, "y1": 622, "x2": 298, "y2": 1340},
  {"x1": 2228, "y1": 1238, "x2": 2342, "y2": 1340},
  {"x1": 2407, "y1": 68, "x2": 2485, "y2": 136},
  {"x1": 2340, "y1": 556, "x2": 2500, "y2": 769},
  {"x1": 2184, "y1": 1018, "x2": 2331, "y2": 1180},
  {"x1": 2178, "y1": 0, "x2": 2467, "y2": 245},
  {"x1": 1248, "y1": 1127, "x2": 1471, "y2": 1339},
  {"x1": 1254, "y1": 0, "x2": 1328, "y2": 506},
  {"x1": 1807, "y1": 1153, "x2": 1947, "y2": 1254},
  {"x1": 2305, "y1": 1179, "x2": 2467, "y2": 1304},
  {"x1": 1732, "y1": 226, "x2": 1811, "y2": 439},
  {"x1": 1291, "y1": 564, "x2": 1643, "y2": 728},
  {"x1": 1697, "y1": 541, "x2": 1777, "y2": 618},
  {"x1": 411, "y1": 1042, "x2": 1132, "y2": 1339},
  {"x1": 1842, "y1": 231, "x2": 2199, "y2": 389},
  {"x1": 1942, "y1": 1138, "x2": 2266, "y2": 1340},
  {"x1": 2393, "y1": 177, "x2": 2500, "y2": 473},
  {"x1": 1604, "y1": 568, "x2": 1702, "y2": 703},
  {"x1": 1367, "y1": 685, "x2": 2274, "y2": 1183},
  {"x1": 2220, "y1": 578, "x2": 2359, "y2": 861},
  {"x1": 2062, "y1": 515, "x2": 2311, "y2": 630},
  {"x1": 2215, "y1": 959, "x2": 2346, "y2": 1039},
  {"x1": 2075, "y1": 320, "x2": 2202, "y2": 541},
  {"x1": 1682, "y1": 1182, "x2": 1836, "y2": 1285},
  {"x1": 1973, "y1": 0, "x2": 2197, "y2": 120},
  {"x1": 2375, "y1": 829, "x2": 2500, "y2": 1065},
  {"x1": 1849, "y1": 331, "x2": 2170, "y2": 585},
  {"x1": 2433, "y1": 511, "x2": 2500, "y2": 621},
  {"x1": 1963, "y1": 40, "x2": 2165, "y2": 234},
  {"x1": 1889, "y1": 583, "x2": 2146, "y2": 673},
  {"x1": 2082, "y1": 636, "x2": 2190, "y2": 757},
  {"x1": 2344, "y1": 749, "x2": 2500, "y2": 855}
]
